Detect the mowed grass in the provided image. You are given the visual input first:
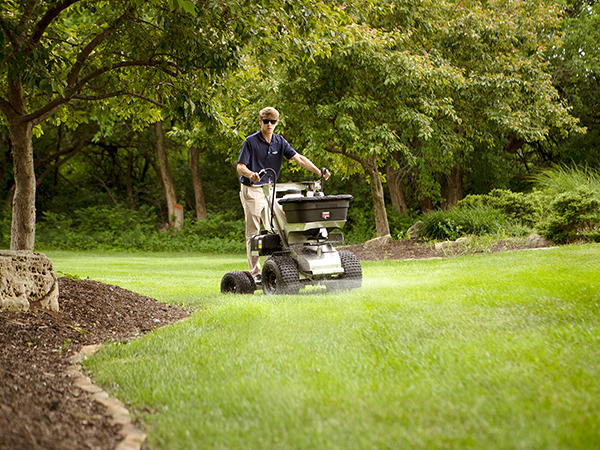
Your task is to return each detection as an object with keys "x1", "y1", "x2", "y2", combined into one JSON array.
[
  {"x1": 48, "y1": 251, "x2": 242, "y2": 305},
  {"x1": 48, "y1": 245, "x2": 600, "y2": 449}
]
